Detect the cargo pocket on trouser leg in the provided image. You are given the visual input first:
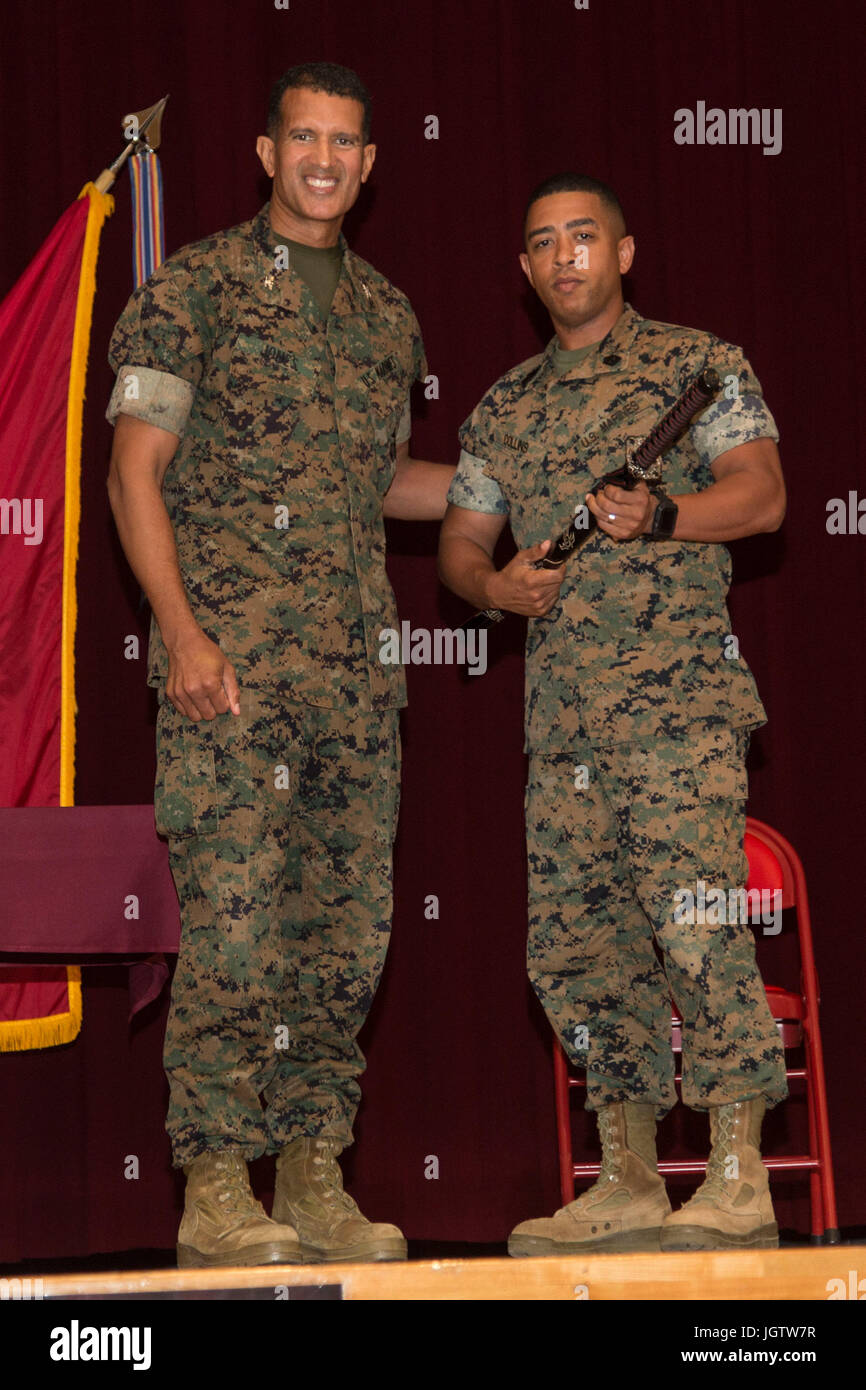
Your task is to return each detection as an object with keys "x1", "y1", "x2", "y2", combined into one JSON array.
[
  {"x1": 154, "y1": 698, "x2": 219, "y2": 840},
  {"x1": 685, "y1": 723, "x2": 750, "y2": 885},
  {"x1": 636, "y1": 722, "x2": 750, "y2": 964},
  {"x1": 155, "y1": 697, "x2": 267, "y2": 998}
]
